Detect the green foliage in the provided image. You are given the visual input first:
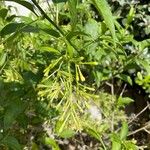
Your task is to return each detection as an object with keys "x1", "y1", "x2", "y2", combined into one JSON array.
[
  {"x1": 108, "y1": 0, "x2": 150, "y2": 40},
  {"x1": 0, "y1": 8, "x2": 8, "y2": 20},
  {"x1": 0, "y1": 0, "x2": 149, "y2": 149},
  {"x1": 111, "y1": 122, "x2": 137, "y2": 150},
  {"x1": 136, "y1": 72, "x2": 150, "y2": 94},
  {"x1": 117, "y1": 96, "x2": 134, "y2": 108},
  {"x1": 1, "y1": 136, "x2": 21, "y2": 150},
  {"x1": 42, "y1": 137, "x2": 61, "y2": 150},
  {"x1": 91, "y1": 0, "x2": 116, "y2": 42}
]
